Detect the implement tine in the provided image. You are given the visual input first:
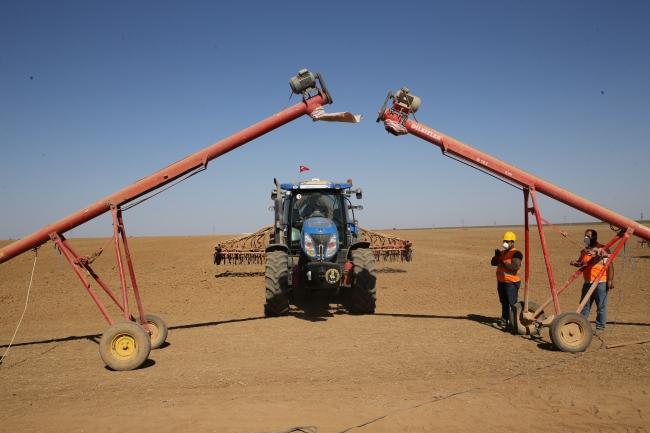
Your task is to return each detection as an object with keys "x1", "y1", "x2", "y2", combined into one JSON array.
[
  {"x1": 359, "y1": 227, "x2": 413, "y2": 263},
  {"x1": 214, "y1": 226, "x2": 272, "y2": 267}
]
